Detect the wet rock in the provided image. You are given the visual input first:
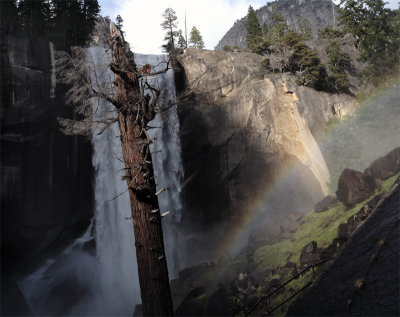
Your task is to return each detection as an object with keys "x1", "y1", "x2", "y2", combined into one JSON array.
[
  {"x1": 336, "y1": 169, "x2": 381, "y2": 207},
  {"x1": 320, "y1": 244, "x2": 336, "y2": 261},
  {"x1": 133, "y1": 304, "x2": 143, "y2": 317},
  {"x1": 178, "y1": 263, "x2": 213, "y2": 286},
  {"x1": 301, "y1": 241, "x2": 317, "y2": 255},
  {"x1": 314, "y1": 195, "x2": 338, "y2": 212},
  {"x1": 299, "y1": 253, "x2": 321, "y2": 266},
  {"x1": 175, "y1": 287, "x2": 206, "y2": 316},
  {"x1": 364, "y1": 147, "x2": 400, "y2": 180},
  {"x1": 206, "y1": 286, "x2": 232, "y2": 316},
  {"x1": 337, "y1": 223, "x2": 350, "y2": 242}
]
